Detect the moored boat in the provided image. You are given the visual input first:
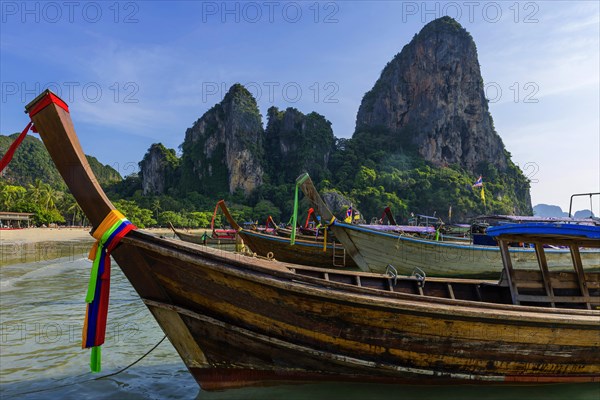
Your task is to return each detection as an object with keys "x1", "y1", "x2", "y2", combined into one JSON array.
[
  {"x1": 218, "y1": 201, "x2": 358, "y2": 269},
  {"x1": 17, "y1": 90, "x2": 600, "y2": 390},
  {"x1": 169, "y1": 222, "x2": 236, "y2": 246},
  {"x1": 298, "y1": 174, "x2": 600, "y2": 277}
]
